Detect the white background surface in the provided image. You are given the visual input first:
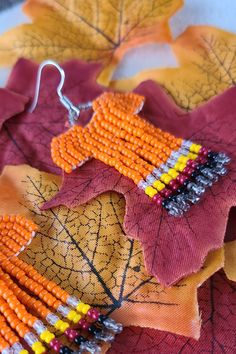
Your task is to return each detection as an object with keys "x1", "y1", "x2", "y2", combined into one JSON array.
[{"x1": 0, "y1": 0, "x2": 236, "y2": 86}]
